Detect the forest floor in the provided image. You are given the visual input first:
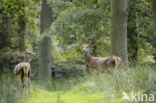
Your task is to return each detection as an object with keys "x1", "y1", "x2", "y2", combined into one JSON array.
[{"x1": 0, "y1": 64, "x2": 156, "y2": 103}]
